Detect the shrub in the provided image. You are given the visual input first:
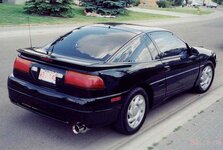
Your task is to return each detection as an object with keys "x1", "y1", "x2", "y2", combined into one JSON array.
[
  {"x1": 174, "y1": 0, "x2": 184, "y2": 6},
  {"x1": 24, "y1": 0, "x2": 75, "y2": 18},
  {"x1": 156, "y1": 0, "x2": 173, "y2": 8},
  {"x1": 132, "y1": 0, "x2": 141, "y2": 6}
]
